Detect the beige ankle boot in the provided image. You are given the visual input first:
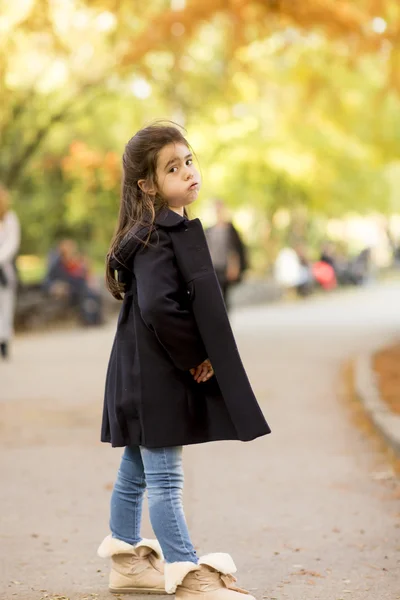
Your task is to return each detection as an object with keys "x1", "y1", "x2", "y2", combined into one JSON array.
[
  {"x1": 98, "y1": 535, "x2": 166, "y2": 594},
  {"x1": 165, "y1": 553, "x2": 255, "y2": 600}
]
